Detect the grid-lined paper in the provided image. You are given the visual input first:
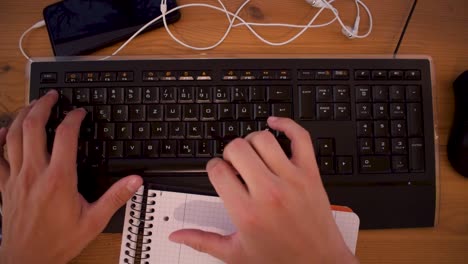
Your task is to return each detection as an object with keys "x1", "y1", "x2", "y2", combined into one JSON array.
[{"x1": 121, "y1": 187, "x2": 360, "y2": 264}]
